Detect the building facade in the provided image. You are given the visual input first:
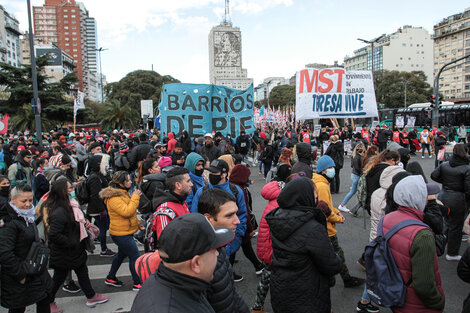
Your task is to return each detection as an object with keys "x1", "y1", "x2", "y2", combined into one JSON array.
[
  {"x1": 209, "y1": 22, "x2": 253, "y2": 90},
  {"x1": 0, "y1": 5, "x2": 22, "y2": 67},
  {"x1": 344, "y1": 26, "x2": 434, "y2": 85},
  {"x1": 433, "y1": 8, "x2": 470, "y2": 101},
  {"x1": 33, "y1": 0, "x2": 99, "y2": 101},
  {"x1": 254, "y1": 77, "x2": 289, "y2": 102}
]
